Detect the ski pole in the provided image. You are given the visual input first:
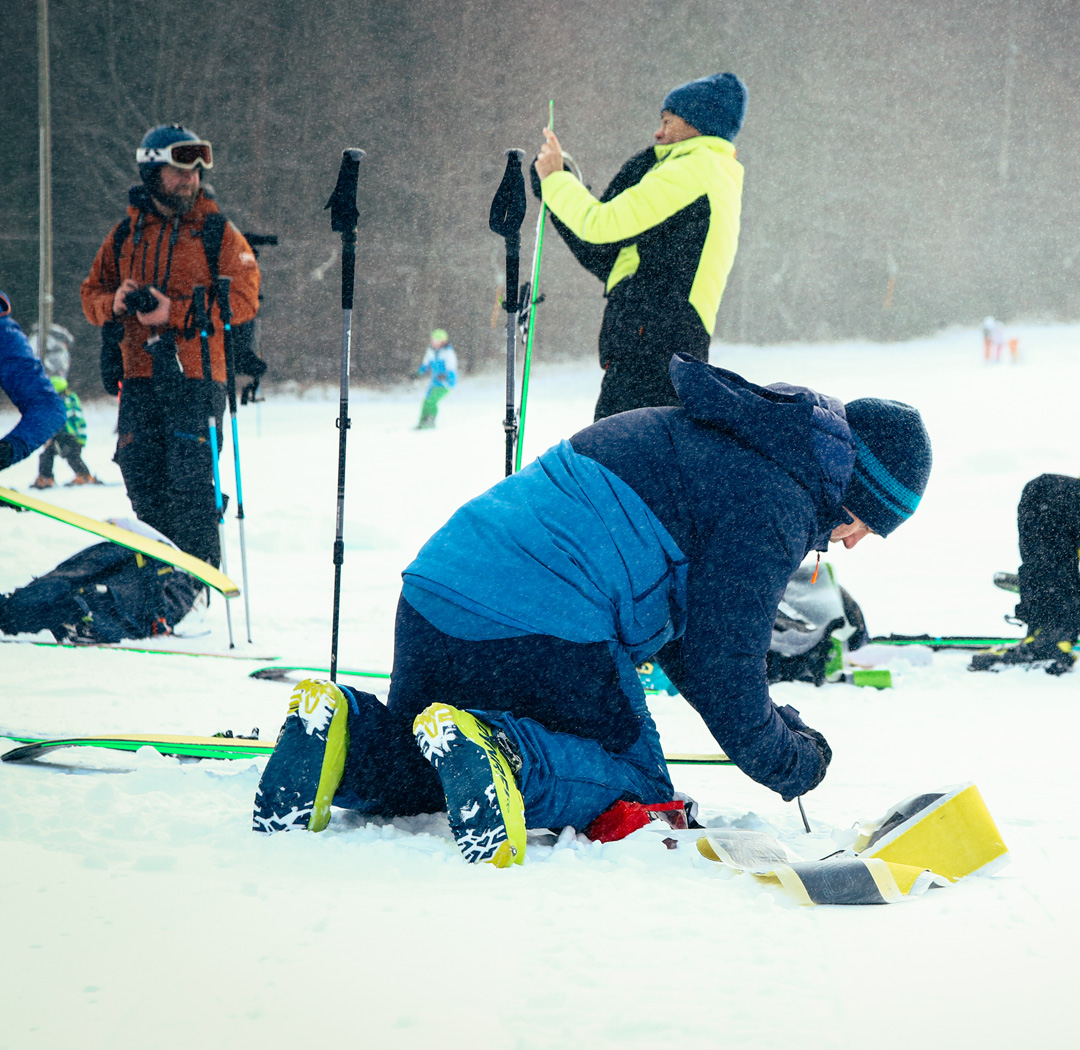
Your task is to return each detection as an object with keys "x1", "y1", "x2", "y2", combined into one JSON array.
[
  {"x1": 193, "y1": 285, "x2": 234, "y2": 648},
  {"x1": 488, "y1": 148, "x2": 527, "y2": 476},
  {"x1": 214, "y1": 275, "x2": 252, "y2": 643},
  {"x1": 515, "y1": 99, "x2": 554, "y2": 473},
  {"x1": 797, "y1": 797, "x2": 812, "y2": 834},
  {"x1": 324, "y1": 147, "x2": 365, "y2": 683}
]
